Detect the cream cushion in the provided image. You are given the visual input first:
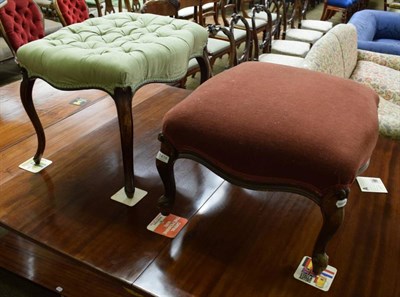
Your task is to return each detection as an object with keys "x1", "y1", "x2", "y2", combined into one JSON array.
[
  {"x1": 286, "y1": 28, "x2": 323, "y2": 44},
  {"x1": 216, "y1": 27, "x2": 247, "y2": 42},
  {"x1": 207, "y1": 38, "x2": 231, "y2": 56},
  {"x1": 301, "y1": 20, "x2": 333, "y2": 33},
  {"x1": 258, "y1": 53, "x2": 305, "y2": 67},
  {"x1": 271, "y1": 39, "x2": 310, "y2": 57}
]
